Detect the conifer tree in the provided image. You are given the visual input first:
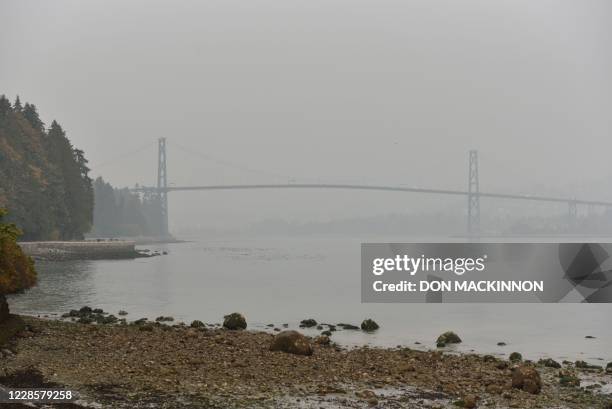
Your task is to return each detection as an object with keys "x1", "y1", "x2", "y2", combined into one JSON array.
[
  {"x1": 23, "y1": 103, "x2": 44, "y2": 131},
  {"x1": 13, "y1": 95, "x2": 22, "y2": 111}
]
